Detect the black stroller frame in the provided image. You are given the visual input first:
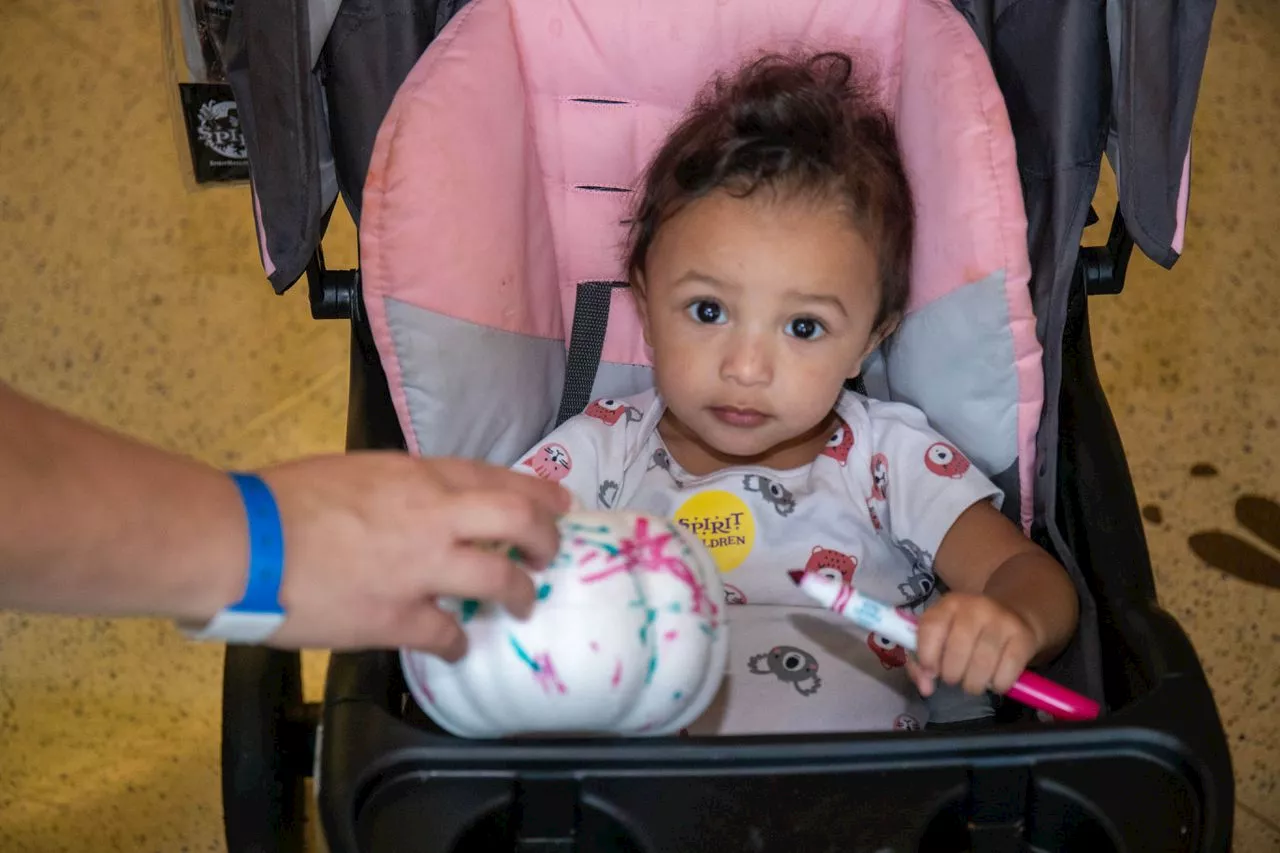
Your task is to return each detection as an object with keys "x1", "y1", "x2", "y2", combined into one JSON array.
[{"x1": 219, "y1": 1, "x2": 1233, "y2": 851}]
